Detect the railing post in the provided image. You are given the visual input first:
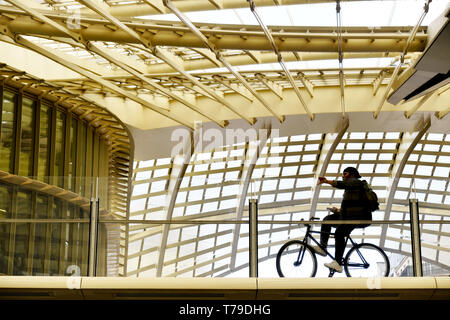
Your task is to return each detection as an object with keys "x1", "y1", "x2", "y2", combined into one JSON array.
[
  {"x1": 249, "y1": 199, "x2": 258, "y2": 278},
  {"x1": 409, "y1": 198, "x2": 423, "y2": 277}
]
